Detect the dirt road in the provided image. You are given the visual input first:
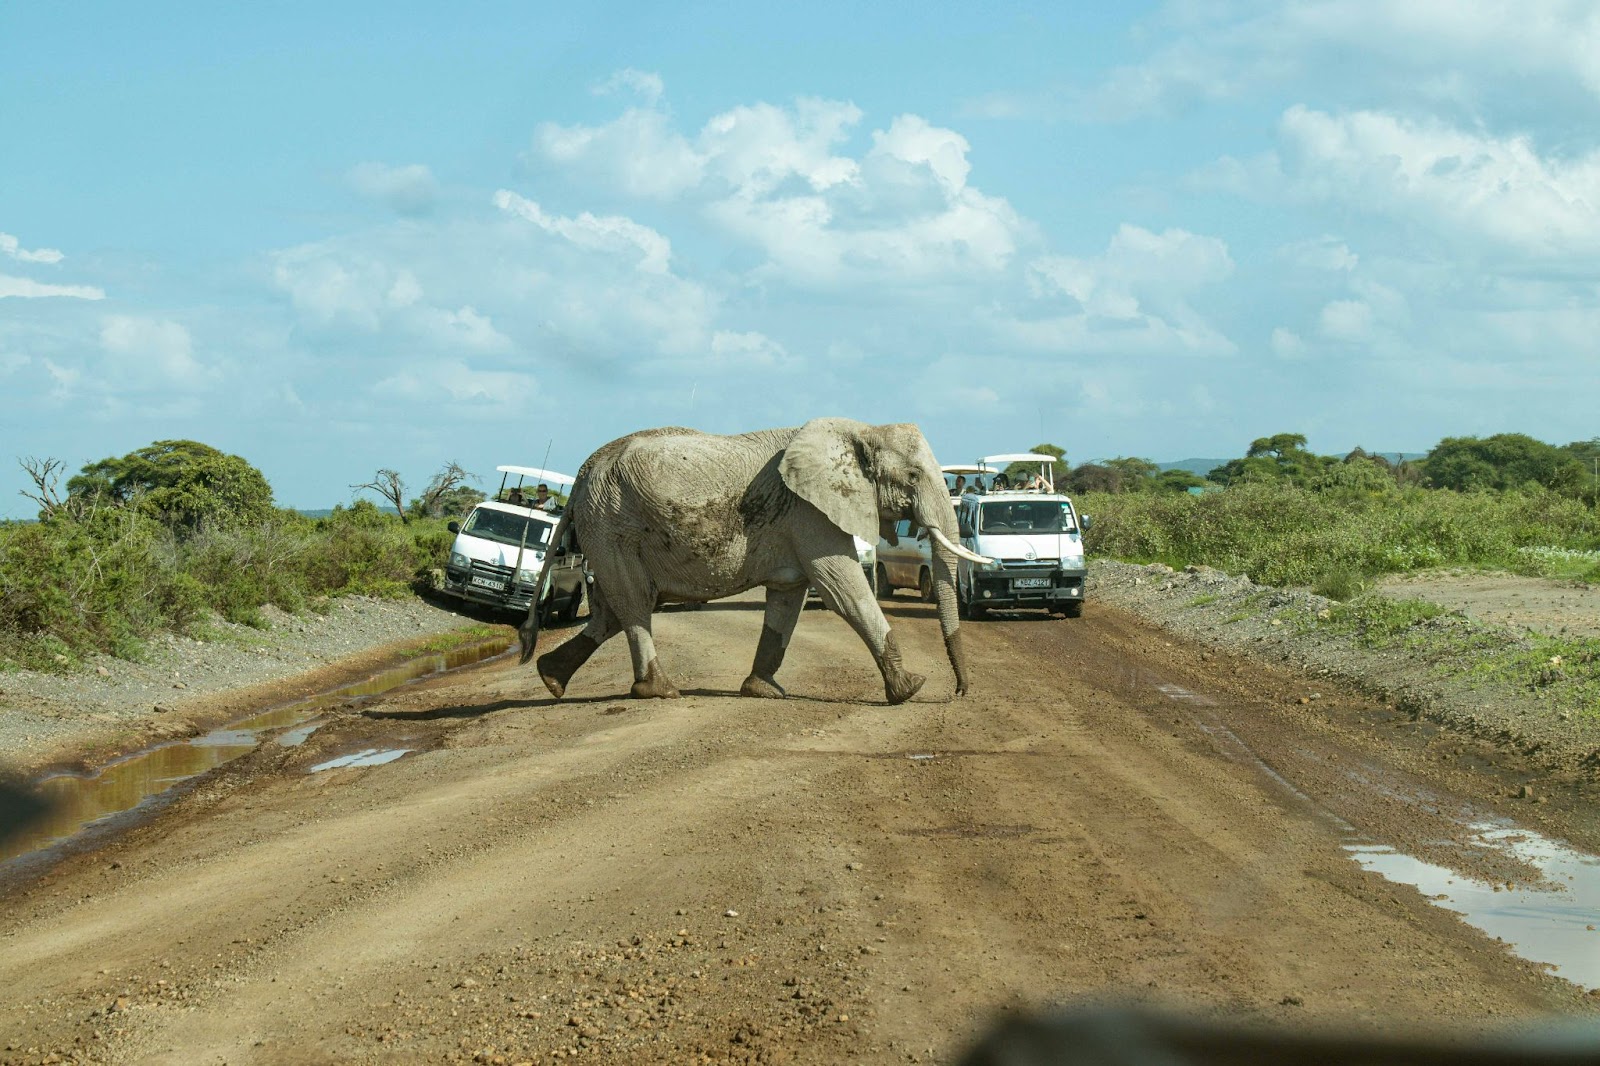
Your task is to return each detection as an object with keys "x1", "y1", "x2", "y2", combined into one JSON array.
[{"x1": 2, "y1": 594, "x2": 1595, "y2": 1064}]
